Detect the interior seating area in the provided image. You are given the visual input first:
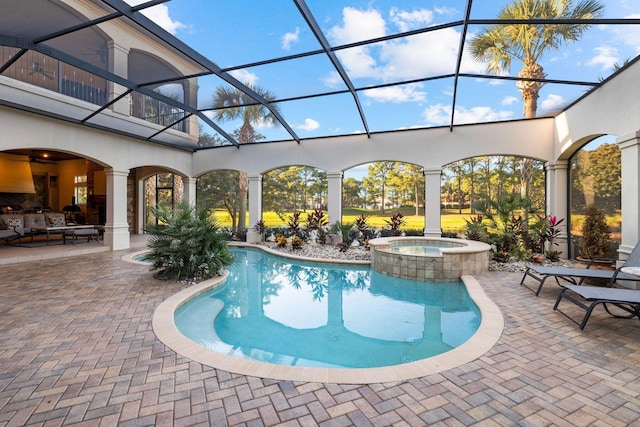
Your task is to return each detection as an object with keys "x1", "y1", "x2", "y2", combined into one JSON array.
[{"x1": 0, "y1": 211, "x2": 100, "y2": 246}]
